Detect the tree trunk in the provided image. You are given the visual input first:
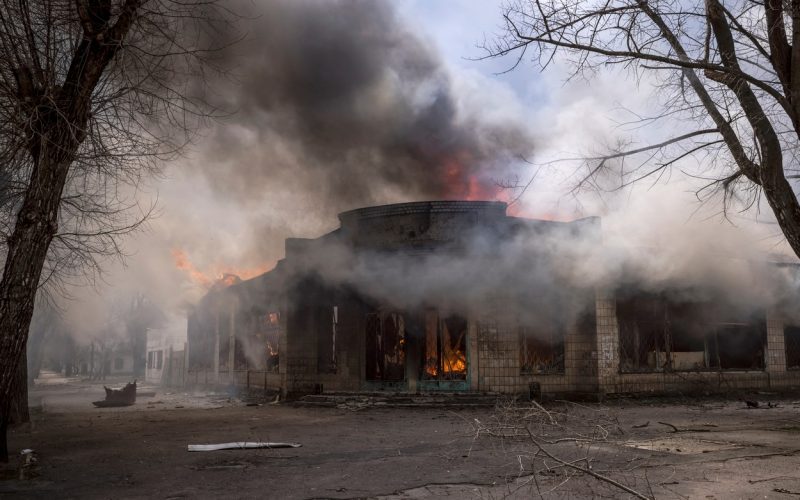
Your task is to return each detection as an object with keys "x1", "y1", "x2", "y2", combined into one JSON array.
[
  {"x1": 10, "y1": 350, "x2": 30, "y2": 426},
  {"x1": 0, "y1": 0, "x2": 141, "y2": 463},
  {"x1": 0, "y1": 347, "x2": 30, "y2": 462},
  {"x1": 761, "y1": 175, "x2": 800, "y2": 259},
  {"x1": 0, "y1": 414, "x2": 6, "y2": 464},
  {"x1": 0, "y1": 151, "x2": 72, "y2": 461}
]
